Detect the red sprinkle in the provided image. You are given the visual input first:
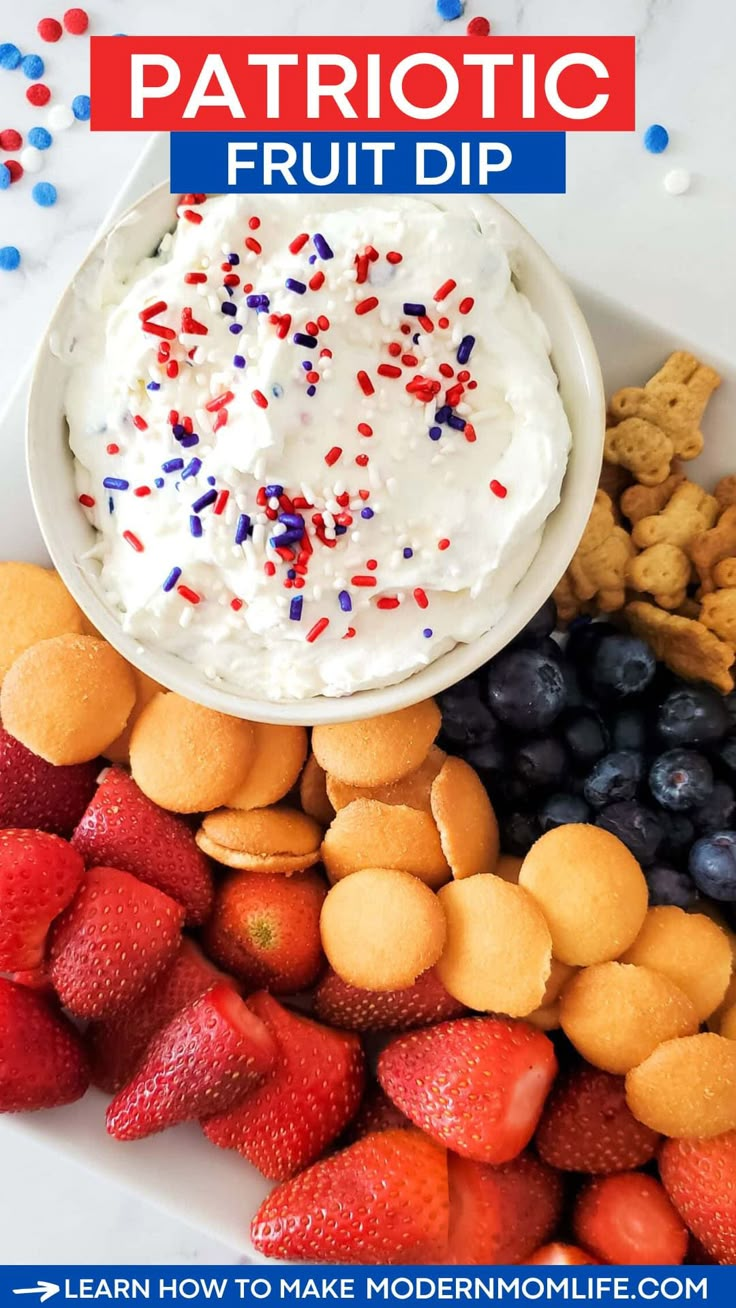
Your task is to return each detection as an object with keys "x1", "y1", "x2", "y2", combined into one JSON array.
[
  {"x1": 459, "y1": 297, "x2": 475, "y2": 314},
  {"x1": 439, "y1": 363, "x2": 454, "y2": 378},
  {"x1": 366, "y1": 559, "x2": 378, "y2": 571},
  {"x1": 264, "y1": 561, "x2": 276, "y2": 576},
  {"x1": 438, "y1": 538, "x2": 451, "y2": 551},
  {"x1": 244, "y1": 236, "x2": 262, "y2": 255},
  {"x1": 177, "y1": 585, "x2": 201, "y2": 604},
  {"x1": 324, "y1": 446, "x2": 342, "y2": 467},
  {"x1": 230, "y1": 598, "x2": 243, "y2": 611},
  {"x1": 252, "y1": 390, "x2": 269, "y2": 408},
  {"x1": 157, "y1": 344, "x2": 170, "y2": 361},
  {"x1": 106, "y1": 443, "x2": 119, "y2": 455},
  {"x1": 123, "y1": 531, "x2": 144, "y2": 553},
  {"x1": 132, "y1": 415, "x2": 148, "y2": 431},
  {"x1": 434, "y1": 279, "x2": 457, "y2": 302},
  {"x1": 386, "y1": 251, "x2": 403, "y2": 264},
  {"x1": 134, "y1": 486, "x2": 151, "y2": 498},
  {"x1": 388, "y1": 342, "x2": 402, "y2": 358},
  {"x1": 206, "y1": 390, "x2": 234, "y2": 412},
  {"x1": 184, "y1": 271, "x2": 207, "y2": 284},
  {"x1": 275, "y1": 312, "x2": 292, "y2": 339},
  {"x1": 357, "y1": 423, "x2": 373, "y2": 437},
  {"x1": 248, "y1": 216, "x2": 261, "y2": 230},
  {"x1": 464, "y1": 423, "x2": 477, "y2": 443},
  {"x1": 445, "y1": 384, "x2": 464, "y2": 408},
  {"x1": 223, "y1": 273, "x2": 240, "y2": 287},
  {"x1": 352, "y1": 575, "x2": 377, "y2": 587},
  {"x1": 63, "y1": 7, "x2": 89, "y2": 34},
  {"x1": 182, "y1": 209, "x2": 203, "y2": 225},
  {"x1": 402, "y1": 354, "x2": 418, "y2": 368},
  {"x1": 358, "y1": 489, "x2": 371, "y2": 500},
  {"x1": 213, "y1": 490, "x2": 230, "y2": 516},
  {"x1": 458, "y1": 369, "x2": 471, "y2": 383},
  {"x1": 467, "y1": 15, "x2": 491, "y2": 35},
  {"x1": 438, "y1": 316, "x2": 450, "y2": 329},
  {"x1": 180, "y1": 307, "x2": 208, "y2": 335},
  {"x1": 336, "y1": 492, "x2": 350, "y2": 507},
  {"x1": 377, "y1": 597, "x2": 400, "y2": 610},
  {"x1": 309, "y1": 271, "x2": 325, "y2": 291},
  {"x1": 343, "y1": 627, "x2": 356, "y2": 639},
  {"x1": 78, "y1": 493, "x2": 95, "y2": 508},
  {"x1": 355, "y1": 454, "x2": 369, "y2": 467},
  {"x1": 378, "y1": 364, "x2": 402, "y2": 379},
  {"x1": 0, "y1": 130, "x2": 22, "y2": 152},
  {"x1": 355, "y1": 296, "x2": 379, "y2": 316},
  {"x1": 317, "y1": 315, "x2": 330, "y2": 331},
  {"x1": 139, "y1": 300, "x2": 168, "y2": 322},
  {"x1": 306, "y1": 320, "x2": 319, "y2": 336},
  {"x1": 26, "y1": 84, "x2": 51, "y2": 106},
  {"x1": 5, "y1": 160, "x2": 22, "y2": 183},
  {"x1": 354, "y1": 254, "x2": 369, "y2": 285},
  {"x1": 357, "y1": 370, "x2": 375, "y2": 396},
  {"x1": 490, "y1": 479, "x2": 508, "y2": 498},
  {"x1": 320, "y1": 347, "x2": 333, "y2": 358},
  {"x1": 418, "y1": 315, "x2": 434, "y2": 333},
  {"x1": 37, "y1": 17, "x2": 63, "y2": 41},
  {"x1": 213, "y1": 410, "x2": 228, "y2": 431},
  {"x1": 414, "y1": 588, "x2": 429, "y2": 609},
  {"x1": 306, "y1": 371, "x2": 320, "y2": 384},
  {"x1": 366, "y1": 245, "x2": 380, "y2": 262},
  {"x1": 166, "y1": 360, "x2": 179, "y2": 379},
  {"x1": 142, "y1": 321, "x2": 176, "y2": 340},
  {"x1": 289, "y1": 232, "x2": 309, "y2": 254},
  {"x1": 306, "y1": 617, "x2": 330, "y2": 643}
]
